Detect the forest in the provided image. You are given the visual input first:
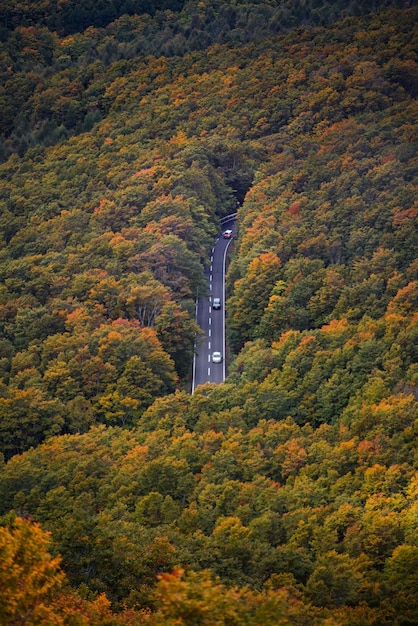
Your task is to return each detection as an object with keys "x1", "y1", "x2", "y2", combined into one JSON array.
[{"x1": 0, "y1": 0, "x2": 417, "y2": 624}]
